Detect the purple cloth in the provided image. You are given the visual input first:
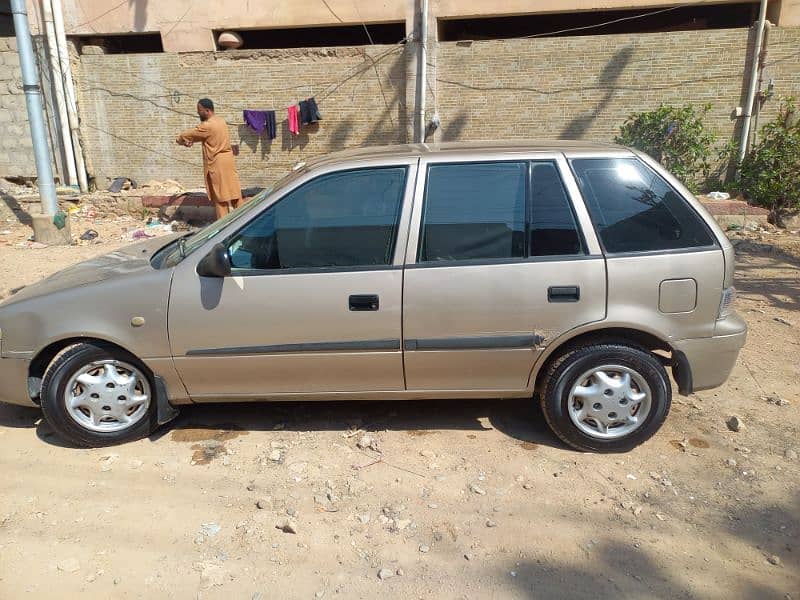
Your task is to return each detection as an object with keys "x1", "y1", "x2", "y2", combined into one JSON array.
[
  {"x1": 243, "y1": 110, "x2": 277, "y2": 139},
  {"x1": 243, "y1": 110, "x2": 268, "y2": 135}
]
